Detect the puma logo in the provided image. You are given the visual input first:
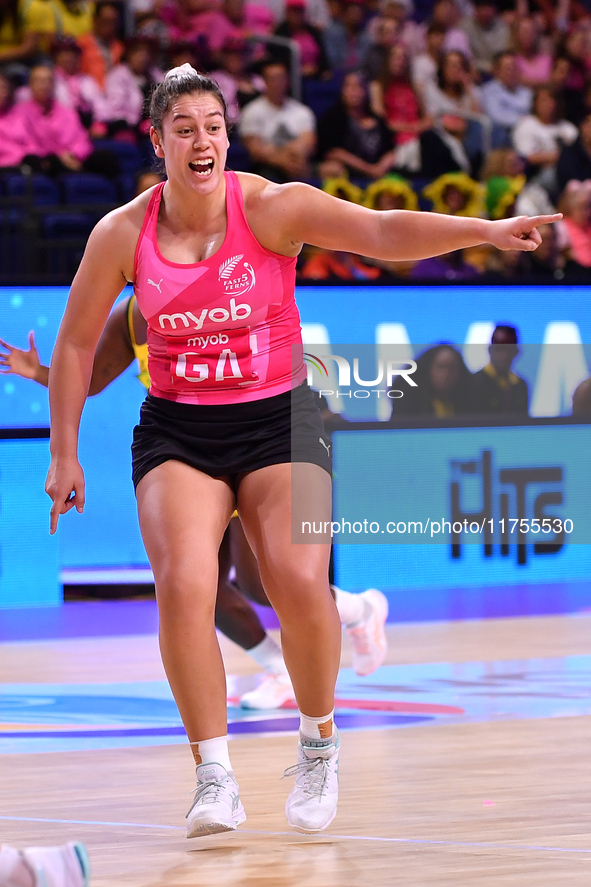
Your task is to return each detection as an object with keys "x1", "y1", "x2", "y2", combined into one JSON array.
[
  {"x1": 319, "y1": 438, "x2": 331, "y2": 456},
  {"x1": 148, "y1": 278, "x2": 163, "y2": 292}
]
